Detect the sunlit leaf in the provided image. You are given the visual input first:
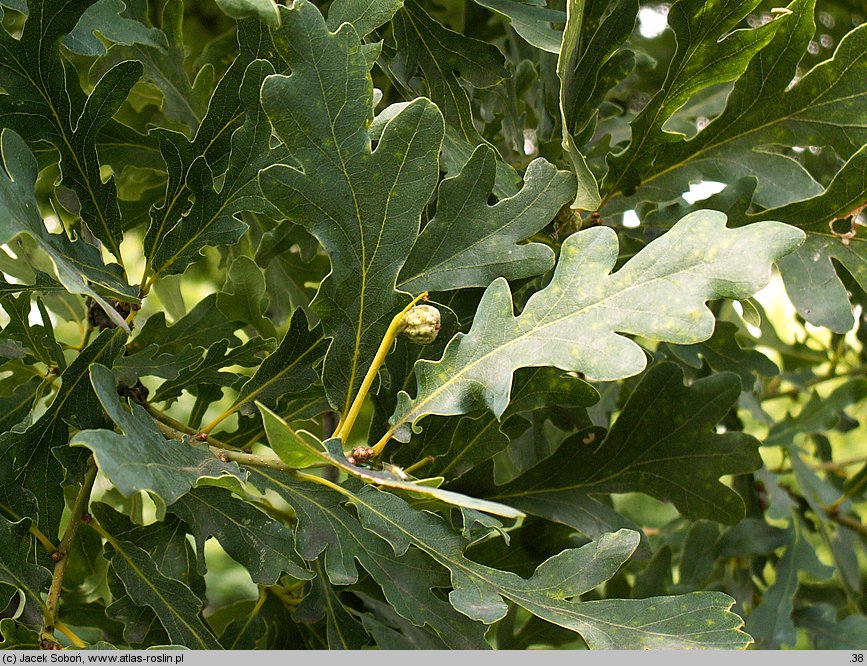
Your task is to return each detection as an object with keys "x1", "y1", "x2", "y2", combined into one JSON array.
[{"x1": 389, "y1": 211, "x2": 803, "y2": 439}]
